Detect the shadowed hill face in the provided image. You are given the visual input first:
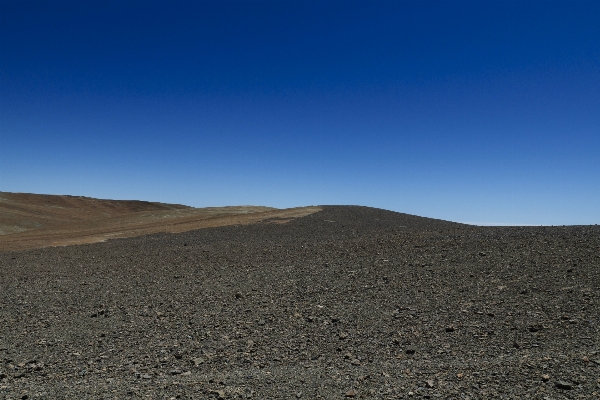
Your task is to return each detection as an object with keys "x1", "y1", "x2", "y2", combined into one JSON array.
[{"x1": 0, "y1": 192, "x2": 320, "y2": 251}]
